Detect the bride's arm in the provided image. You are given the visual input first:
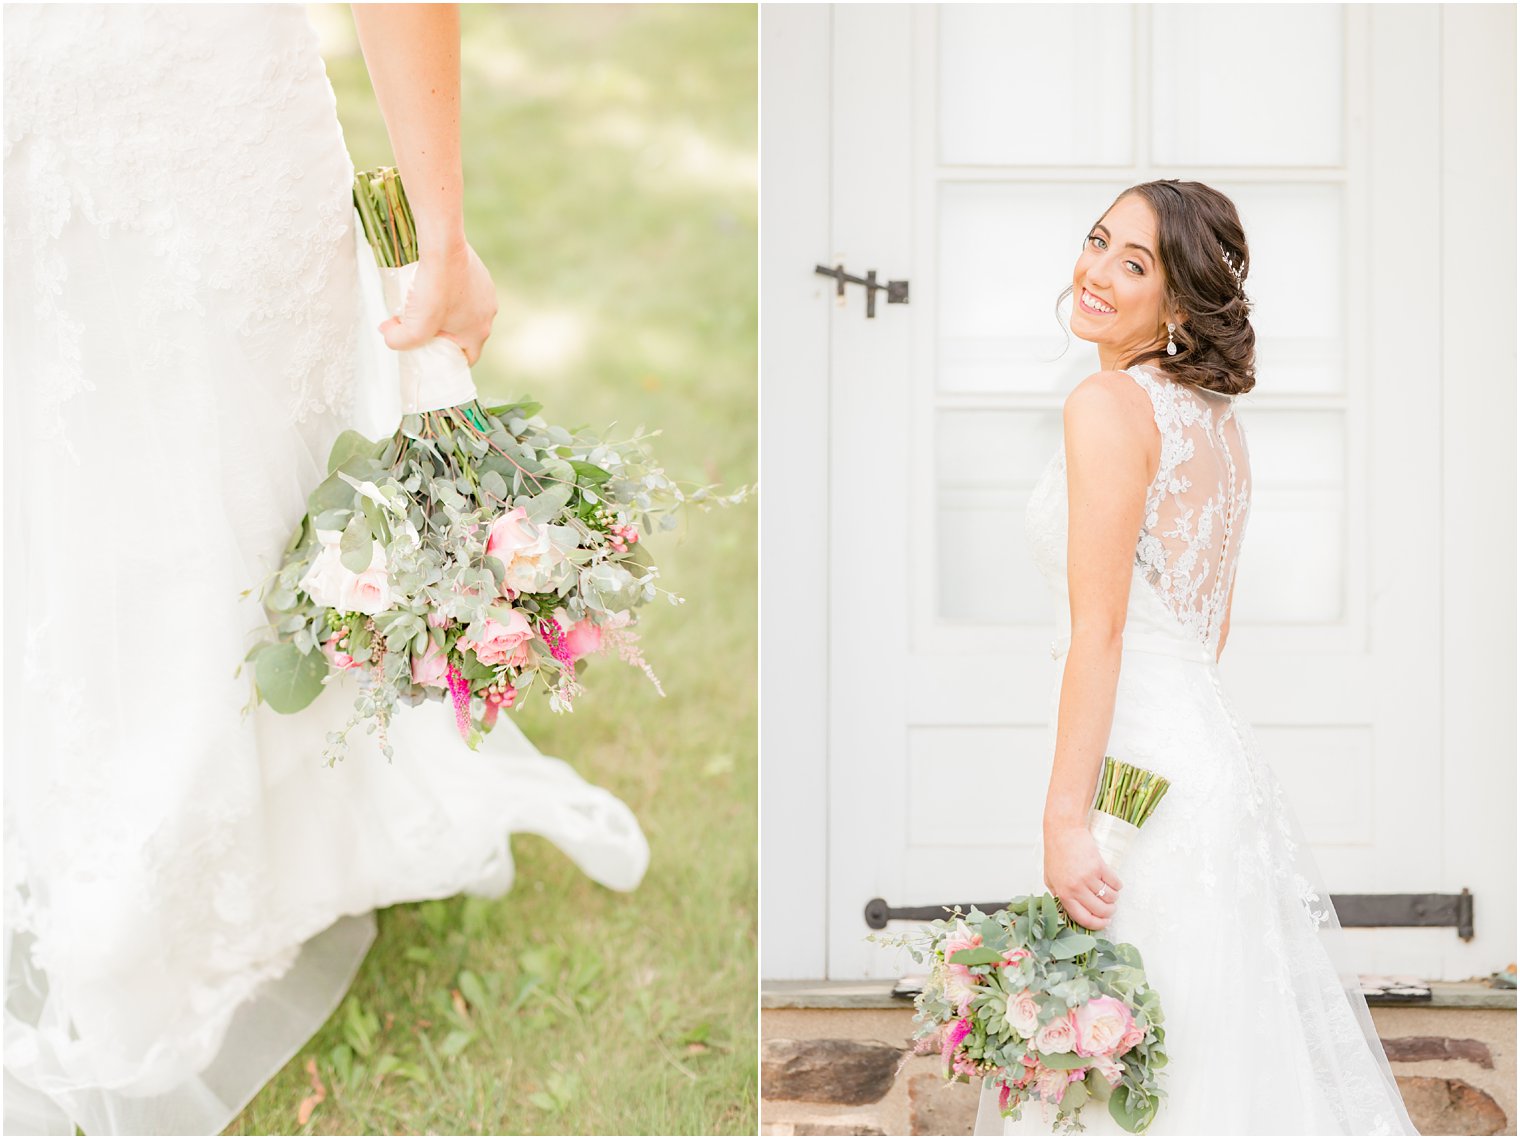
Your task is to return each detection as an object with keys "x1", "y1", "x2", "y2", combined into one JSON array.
[
  {"x1": 1042, "y1": 373, "x2": 1153, "y2": 931},
  {"x1": 350, "y1": 4, "x2": 497, "y2": 364}
]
